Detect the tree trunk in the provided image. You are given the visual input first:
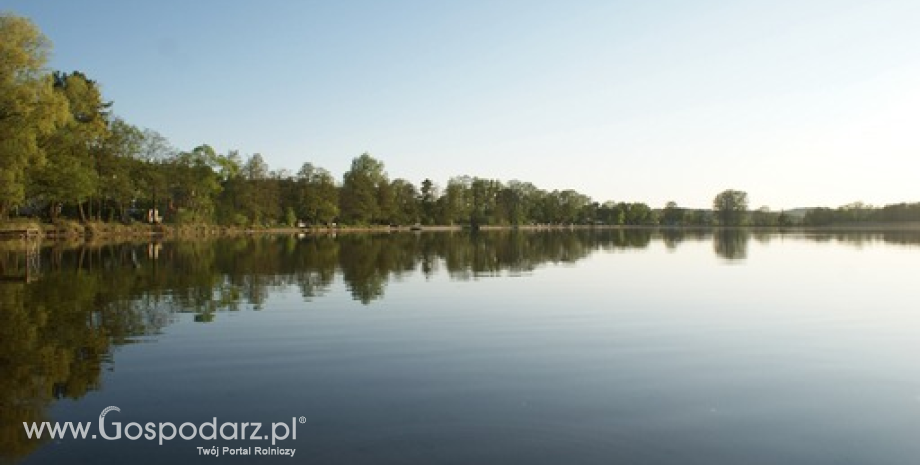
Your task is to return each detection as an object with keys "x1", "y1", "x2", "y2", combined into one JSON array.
[{"x1": 78, "y1": 202, "x2": 87, "y2": 223}]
